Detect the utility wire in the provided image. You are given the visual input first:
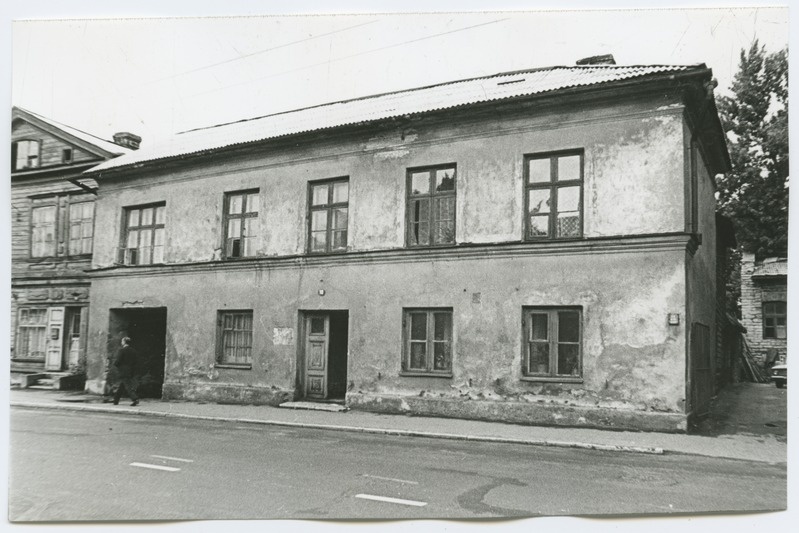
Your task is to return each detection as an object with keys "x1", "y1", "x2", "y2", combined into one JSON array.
[
  {"x1": 146, "y1": 19, "x2": 379, "y2": 85},
  {"x1": 191, "y1": 17, "x2": 509, "y2": 99}
]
